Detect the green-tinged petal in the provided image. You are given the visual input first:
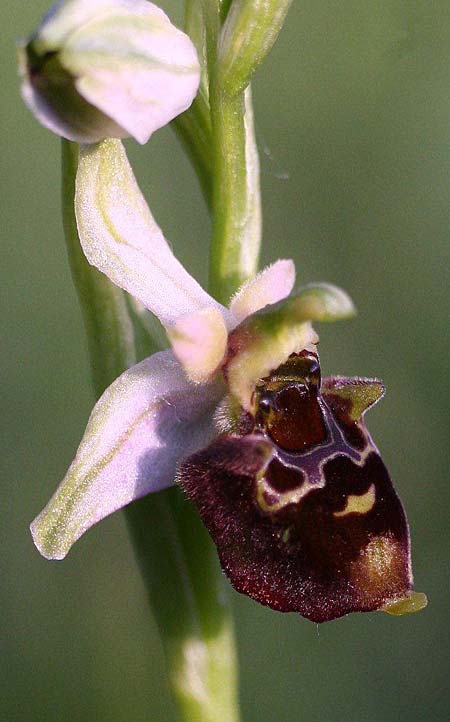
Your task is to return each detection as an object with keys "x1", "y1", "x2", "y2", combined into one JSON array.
[
  {"x1": 75, "y1": 139, "x2": 230, "y2": 327},
  {"x1": 229, "y1": 259, "x2": 295, "y2": 322},
  {"x1": 225, "y1": 283, "x2": 356, "y2": 410},
  {"x1": 382, "y1": 592, "x2": 428, "y2": 616},
  {"x1": 322, "y1": 376, "x2": 385, "y2": 421},
  {"x1": 30, "y1": 351, "x2": 222, "y2": 560}
]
